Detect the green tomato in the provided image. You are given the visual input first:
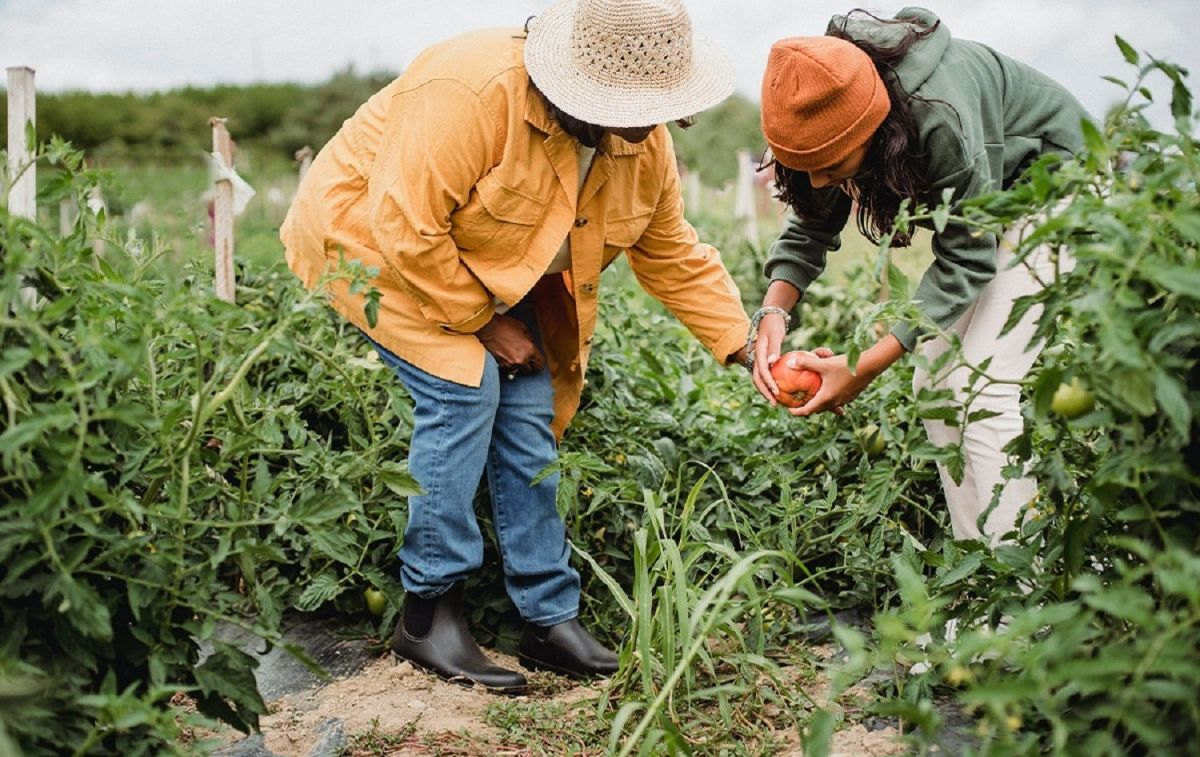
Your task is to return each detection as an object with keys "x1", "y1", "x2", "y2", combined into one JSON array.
[
  {"x1": 1050, "y1": 378, "x2": 1096, "y2": 419},
  {"x1": 857, "y1": 423, "x2": 886, "y2": 457},
  {"x1": 363, "y1": 588, "x2": 387, "y2": 616}
]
